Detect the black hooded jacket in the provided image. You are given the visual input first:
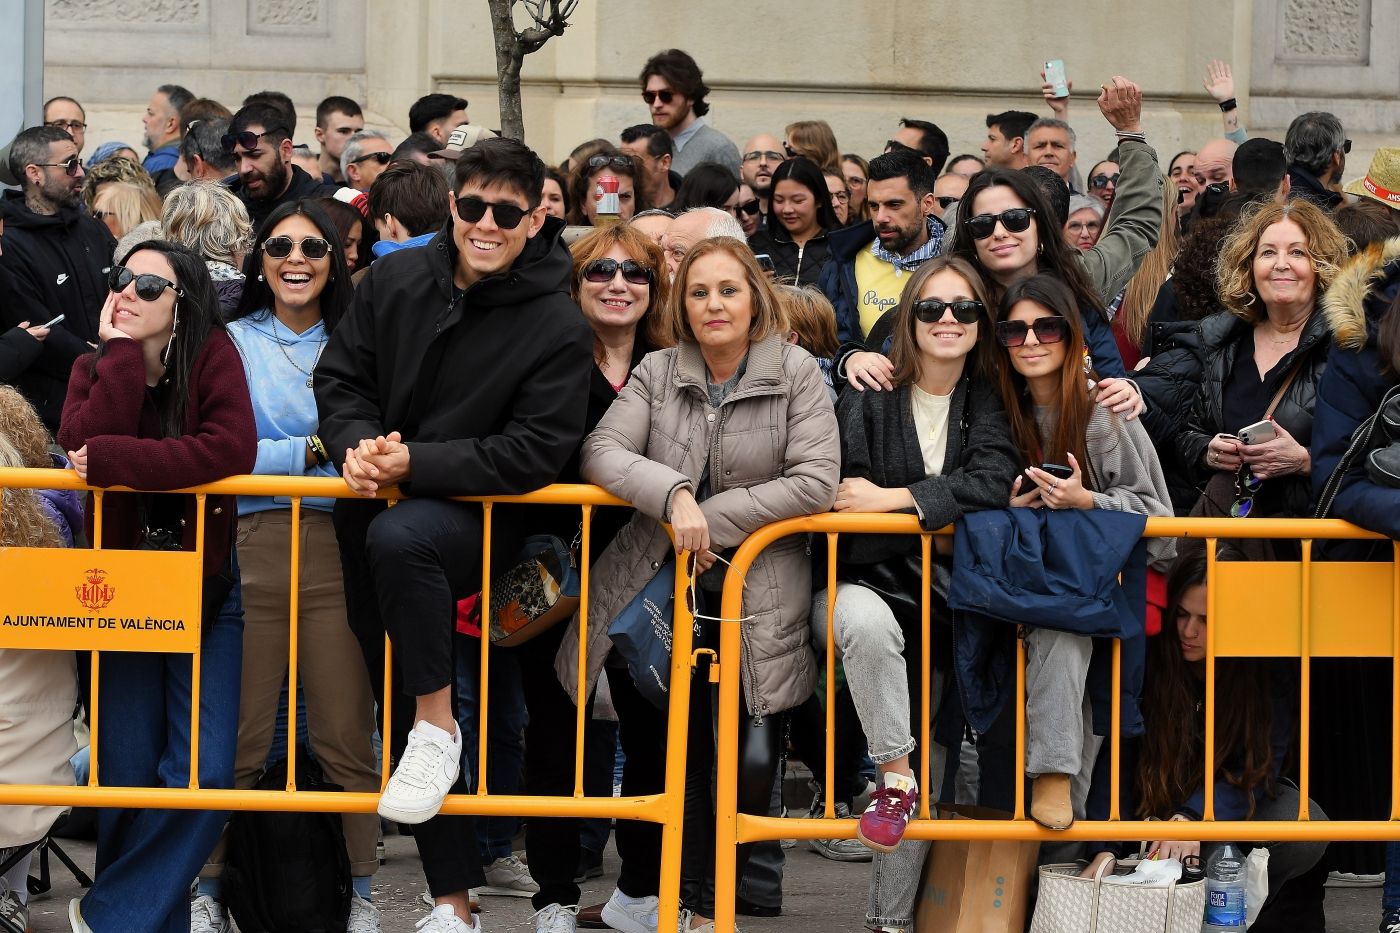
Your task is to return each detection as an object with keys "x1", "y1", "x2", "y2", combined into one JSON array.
[
  {"x1": 314, "y1": 216, "x2": 593, "y2": 497},
  {"x1": 0, "y1": 190, "x2": 117, "y2": 431}
]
